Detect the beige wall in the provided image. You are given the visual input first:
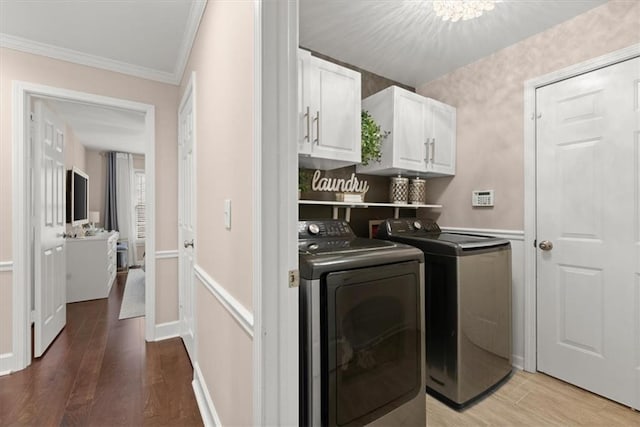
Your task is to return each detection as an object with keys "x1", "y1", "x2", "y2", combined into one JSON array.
[
  {"x1": 64, "y1": 124, "x2": 86, "y2": 172},
  {"x1": 0, "y1": 47, "x2": 179, "y2": 355},
  {"x1": 417, "y1": 0, "x2": 640, "y2": 230},
  {"x1": 179, "y1": 0, "x2": 255, "y2": 424},
  {"x1": 85, "y1": 149, "x2": 105, "y2": 221}
]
